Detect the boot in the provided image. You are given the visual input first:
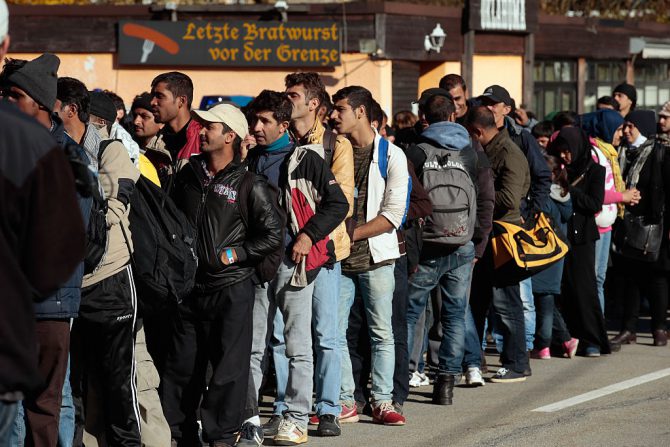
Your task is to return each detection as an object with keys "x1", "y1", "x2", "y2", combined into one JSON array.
[
  {"x1": 610, "y1": 330, "x2": 636, "y2": 344},
  {"x1": 432, "y1": 374, "x2": 456, "y2": 405},
  {"x1": 653, "y1": 329, "x2": 668, "y2": 346}
]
